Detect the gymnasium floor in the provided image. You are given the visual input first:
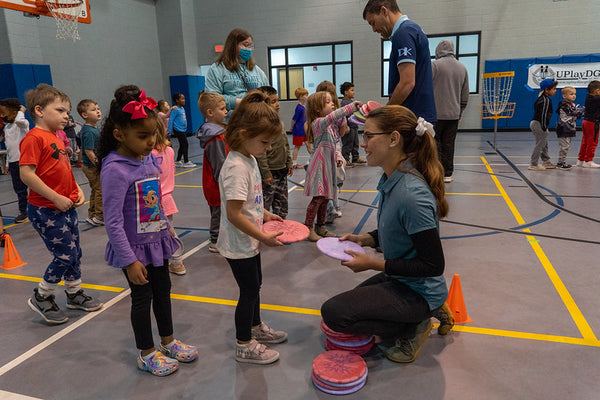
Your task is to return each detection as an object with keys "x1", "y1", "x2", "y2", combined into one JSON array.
[{"x1": 0, "y1": 131, "x2": 599, "y2": 400}]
